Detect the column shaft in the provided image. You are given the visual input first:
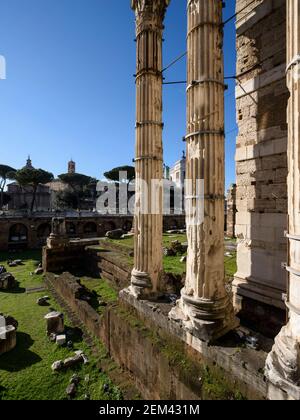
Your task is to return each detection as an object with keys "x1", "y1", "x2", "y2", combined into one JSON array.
[
  {"x1": 130, "y1": 0, "x2": 169, "y2": 298},
  {"x1": 169, "y1": 0, "x2": 237, "y2": 342}
]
